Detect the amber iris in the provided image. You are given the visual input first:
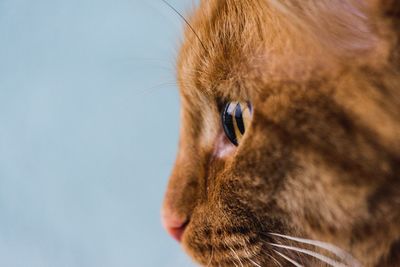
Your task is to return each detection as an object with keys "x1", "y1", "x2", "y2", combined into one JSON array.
[{"x1": 221, "y1": 102, "x2": 253, "y2": 146}]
